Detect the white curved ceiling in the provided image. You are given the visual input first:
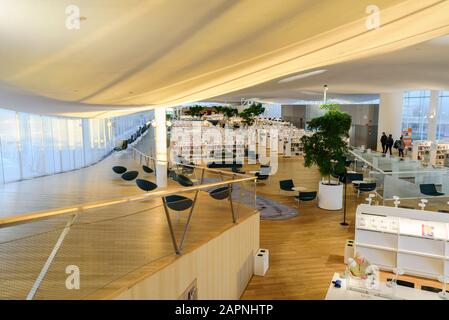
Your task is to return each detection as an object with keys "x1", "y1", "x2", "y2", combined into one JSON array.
[
  {"x1": 209, "y1": 35, "x2": 449, "y2": 104},
  {"x1": 1, "y1": 0, "x2": 449, "y2": 117}
]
